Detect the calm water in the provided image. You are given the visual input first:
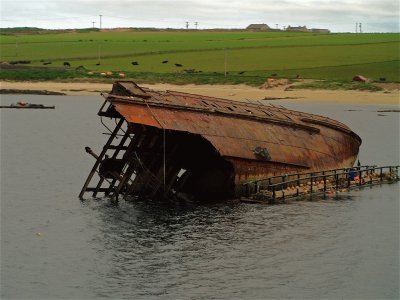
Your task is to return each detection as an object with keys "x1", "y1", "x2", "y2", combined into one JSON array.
[{"x1": 1, "y1": 95, "x2": 399, "y2": 299}]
